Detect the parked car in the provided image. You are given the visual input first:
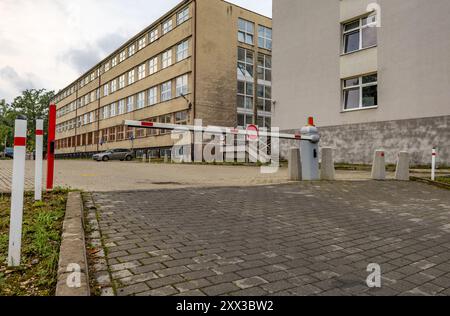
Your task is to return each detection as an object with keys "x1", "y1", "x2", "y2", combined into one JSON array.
[
  {"x1": 4, "y1": 147, "x2": 13, "y2": 159},
  {"x1": 92, "y1": 149, "x2": 133, "y2": 162}
]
